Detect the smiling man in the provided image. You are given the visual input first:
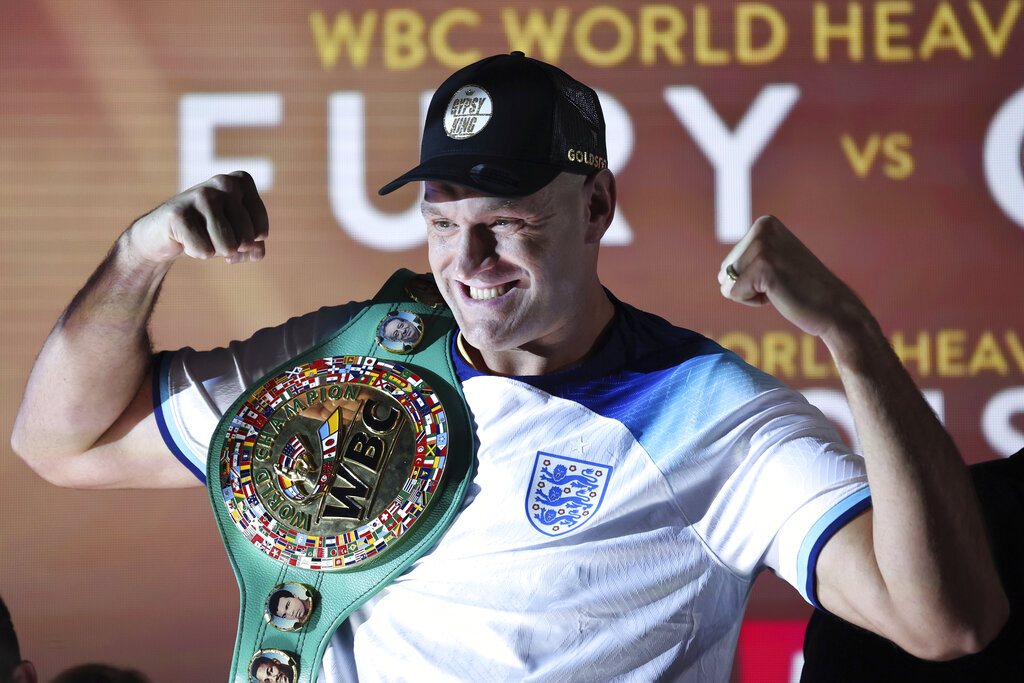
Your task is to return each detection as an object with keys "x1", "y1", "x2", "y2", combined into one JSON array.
[{"x1": 12, "y1": 52, "x2": 1007, "y2": 681}]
